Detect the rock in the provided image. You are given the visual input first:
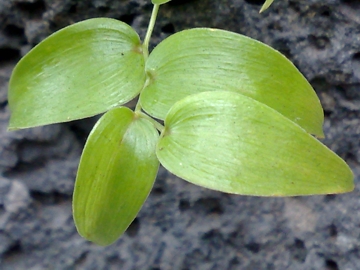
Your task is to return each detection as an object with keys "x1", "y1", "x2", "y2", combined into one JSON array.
[
  {"x1": 0, "y1": 177, "x2": 11, "y2": 206},
  {"x1": 4, "y1": 180, "x2": 31, "y2": 212}
]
